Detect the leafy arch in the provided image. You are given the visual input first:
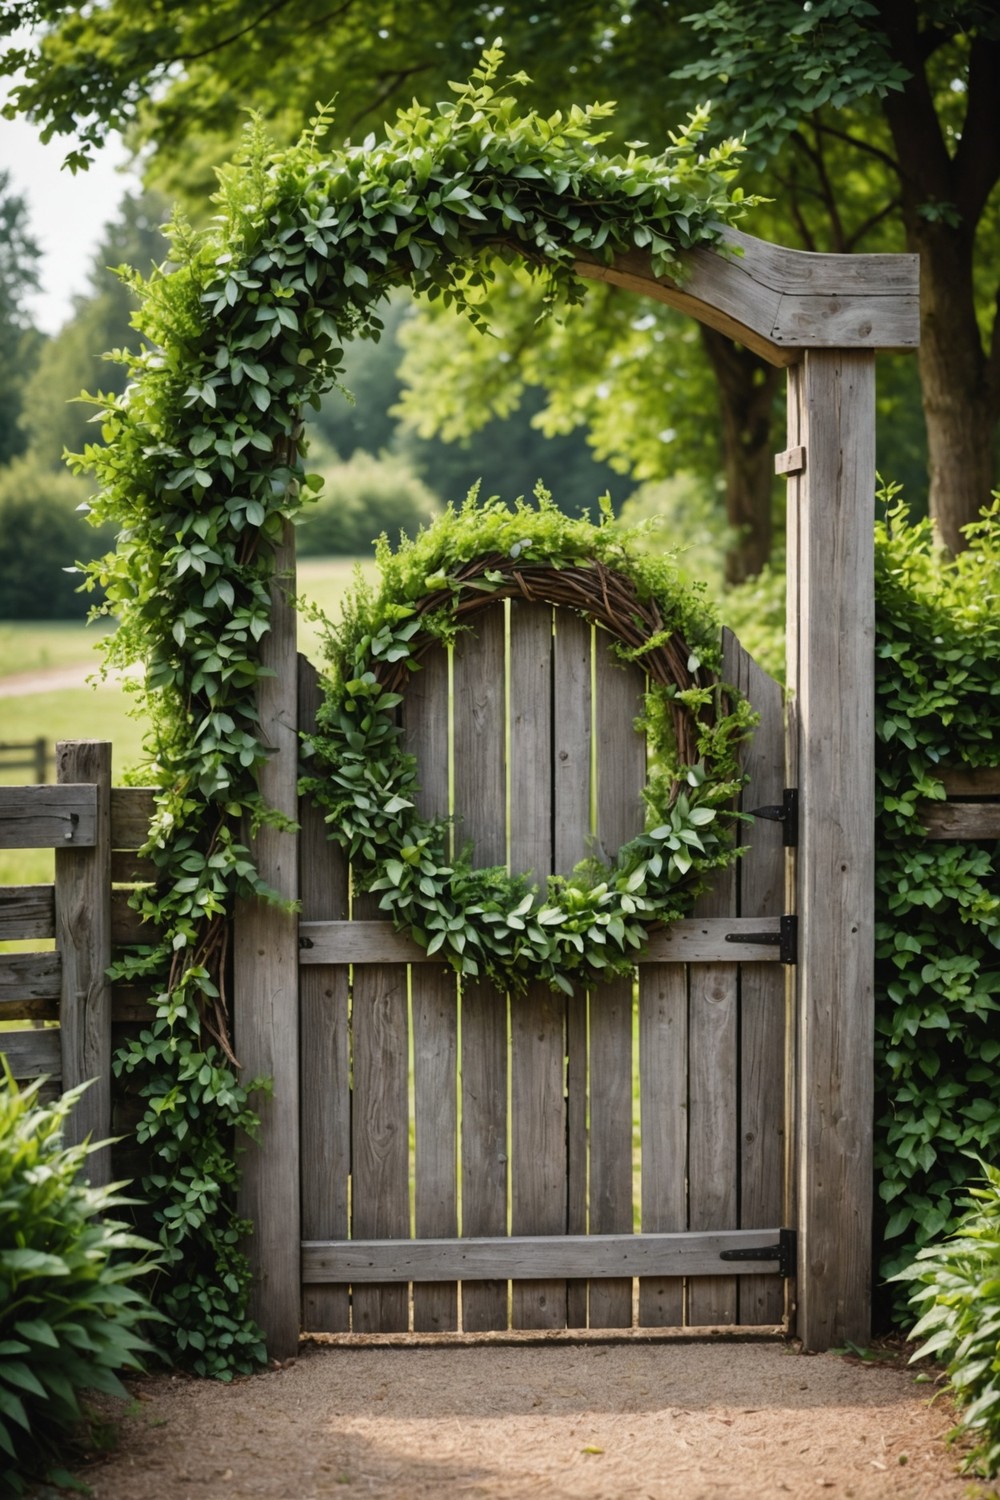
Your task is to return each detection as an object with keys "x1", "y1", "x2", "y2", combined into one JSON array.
[{"x1": 80, "y1": 51, "x2": 756, "y2": 1373}]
